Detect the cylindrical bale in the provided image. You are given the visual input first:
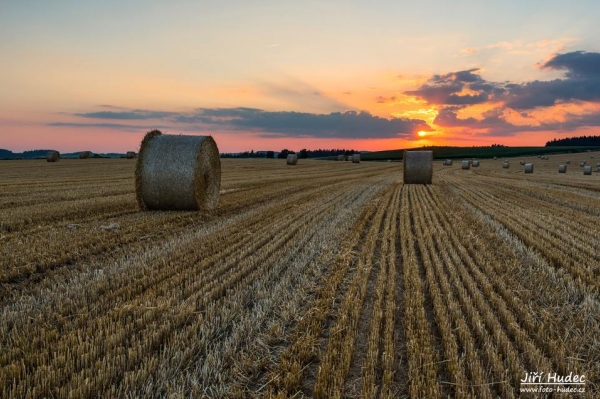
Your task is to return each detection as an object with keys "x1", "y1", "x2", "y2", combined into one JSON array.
[
  {"x1": 580, "y1": 161, "x2": 586, "y2": 167},
  {"x1": 524, "y1": 163, "x2": 534, "y2": 173},
  {"x1": 79, "y1": 151, "x2": 91, "y2": 159},
  {"x1": 403, "y1": 150, "x2": 433, "y2": 184},
  {"x1": 493, "y1": 156, "x2": 497, "y2": 160},
  {"x1": 126, "y1": 151, "x2": 137, "y2": 159},
  {"x1": 46, "y1": 150, "x2": 60, "y2": 162},
  {"x1": 565, "y1": 160, "x2": 570, "y2": 164},
  {"x1": 596, "y1": 162, "x2": 600, "y2": 168},
  {"x1": 558, "y1": 164, "x2": 567, "y2": 173},
  {"x1": 502, "y1": 162, "x2": 509, "y2": 169},
  {"x1": 287, "y1": 154, "x2": 298, "y2": 165},
  {"x1": 135, "y1": 130, "x2": 221, "y2": 211},
  {"x1": 461, "y1": 160, "x2": 470, "y2": 170},
  {"x1": 352, "y1": 154, "x2": 361, "y2": 163},
  {"x1": 443, "y1": 159, "x2": 453, "y2": 166},
  {"x1": 337, "y1": 154, "x2": 345, "y2": 161},
  {"x1": 472, "y1": 160, "x2": 480, "y2": 167},
  {"x1": 583, "y1": 165, "x2": 592, "y2": 175},
  {"x1": 519, "y1": 160, "x2": 525, "y2": 165}
]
